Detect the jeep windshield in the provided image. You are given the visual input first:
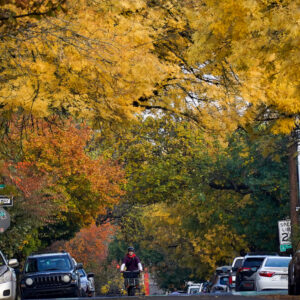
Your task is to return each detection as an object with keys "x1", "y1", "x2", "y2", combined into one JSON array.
[{"x1": 25, "y1": 255, "x2": 72, "y2": 273}]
